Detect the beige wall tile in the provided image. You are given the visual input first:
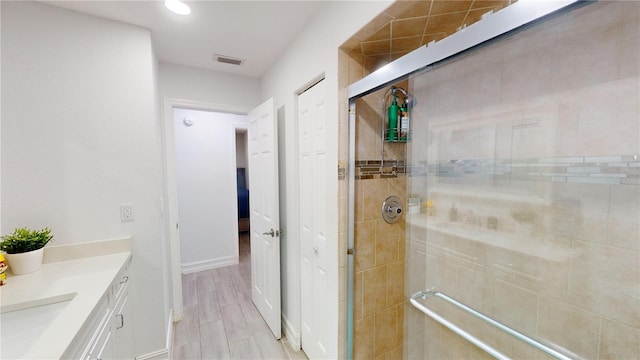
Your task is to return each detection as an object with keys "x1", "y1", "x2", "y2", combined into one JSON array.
[
  {"x1": 363, "y1": 266, "x2": 388, "y2": 317},
  {"x1": 577, "y1": 79, "x2": 640, "y2": 156},
  {"x1": 392, "y1": 17, "x2": 427, "y2": 38},
  {"x1": 356, "y1": 96, "x2": 383, "y2": 160},
  {"x1": 387, "y1": 260, "x2": 404, "y2": 307},
  {"x1": 397, "y1": 224, "x2": 406, "y2": 261},
  {"x1": 384, "y1": 344, "x2": 402, "y2": 360},
  {"x1": 405, "y1": 310, "x2": 425, "y2": 358},
  {"x1": 355, "y1": 220, "x2": 376, "y2": 271},
  {"x1": 355, "y1": 315, "x2": 374, "y2": 360},
  {"x1": 363, "y1": 179, "x2": 389, "y2": 221},
  {"x1": 491, "y1": 279, "x2": 538, "y2": 335},
  {"x1": 373, "y1": 306, "x2": 398, "y2": 356},
  {"x1": 509, "y1": 340, "x2": 557, "y2": 360},
  {"x1": 556, "y1": 182, "x2": 610, "y2": 244},
  {"x1": 620, "y1": 2, "x2": 640, "y2": 78},
  {"x1": 608, "y1": 185, "x2": 640, "y2": 250},
  {"x1": 338, "y1": 49, "x2": 350, "y2": 89},
  {"x1": 388, "y1": 175, "x2": 406, "y2": 198},
  {"x1": 538, "y1": 299, "x2": 601, "y2": 359},
  {"x1": 549, "y1": 3, "x2": 621, "y2": 92},
  {"x1": 599, "y1": 318, "x2": 640, "y2": 360},
  {"x1": 348, "y1": 52, "x2": 365, "y2": 85},
  {"x1": 406, "y1": 252, "x2": 426, "y2": 296},
  {"x1": 439, "y1": 325, "x2": 472, "y2": 359},
  {"x1": 339, "y1": 231, "x2": 347, "y2": 268},
  {"x1": 395, "y1": 303, "x2": 404, "y2": 346},
  {"x1": 500, "y1": 27, "x2": 551, "y2": 104},
  {"x1": 568, "y1": 241, "x2": 640, "y2": 327},
  {"x1": 555, "y1": 92, "x2": 580, "y2": 157},
  {"x1": 486, "y1": 246, "x2": 569, "y2": 301},
  {"x1": 375, "y1": 219, "x2": 399, "y2": 266}
]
